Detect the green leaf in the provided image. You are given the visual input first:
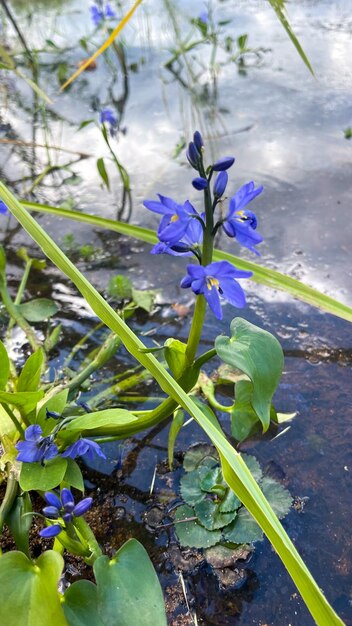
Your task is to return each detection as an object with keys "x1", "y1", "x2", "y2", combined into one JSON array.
[
  {"x1": 180, "y1": 469, "x2": 207, "y2": 506},
  {"x1": 2, "y1": 183, "x2": 343, "y2": 625},
  {"x1": 216, "y1": 318, "x2": 284, "y2": 431},
  {"x1": 0, "y1": 340, "x2": 10, "y2": 390},
  {"x1": 223, "y1": 507, "x2": 264, "y2": 544},
  {"x1": 97, "y1": 158, "x2": 110, "y2": 191},
  {"x1": 231, "y1": 380, "x2": 261, "y2": 441},
  {"x1": 261, "y1": 476, "x2": 292, "y2": 519},
  {"x1": 0, "y1": 390, "x2": 44, "y2": 413},
  {"x1": 219, "y1": 489, "x2": 241, "y2": 513},
  {"x1": 44, "y1": 323, "x2": 62, "y2": 353},
  {"x1": 17, "y1": 298, "x2": 58, "y2": 322},
  {"x1": 168, "y1": 409, "x2": 184, "y2": 470},
  {"x1": 5, "y1": 492, "x2": 32, "y2": 555},
  {"x1": 242, "y1": 453, "x2": 263, "y2": 483},
  {"x1": 164, "y1": 339, "x2": 188, "y2": 380},
  {"x1": 62, "y1": 458, "x2": 84, "y2": 492},
  {"x1": 267, "y1": 0, "x2": 314, "y2": 75},
  {"x1": 36, "y1": 388, "x2": 69, "y2": 433},
  {"x1": 58, "y1": 408, "x2": 138, "y2": 439},
  {"x1": 19, "y1": 456, "x2": 67, "y2": 491},
  {"x1": 183, "y1": 444, "x2": 218, "y2": 472},
  {"x1": 19, "y1": 201, "x2": 352, "y2": 323},
  {"x1": 107, "y1": 275, "x2": 132, "y2": 300},
  {"x1": 199, "y1": 466, "x2": 224, "y2": 492},
  {"x1": 0, "y1": 551, "x2": 66, "y2": 626},
  {"x1": 63, "y1": 540, "x2": 167, "y2": 626},
  {"x1": 62, "y1": 581, "x2": 104, "y2": 626},
  {"x1": 174, "y1": 504, "x2": 221, "y2": 548},
  {"x1": 132, "y1": 288, "x2": 157, "y2": 312},
  {"x1": 194, "y1": 499, "x2": 237, "y2": 531},
  {"x1": 17, "y1": 349, "x2": 44, "y2": 393}
]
